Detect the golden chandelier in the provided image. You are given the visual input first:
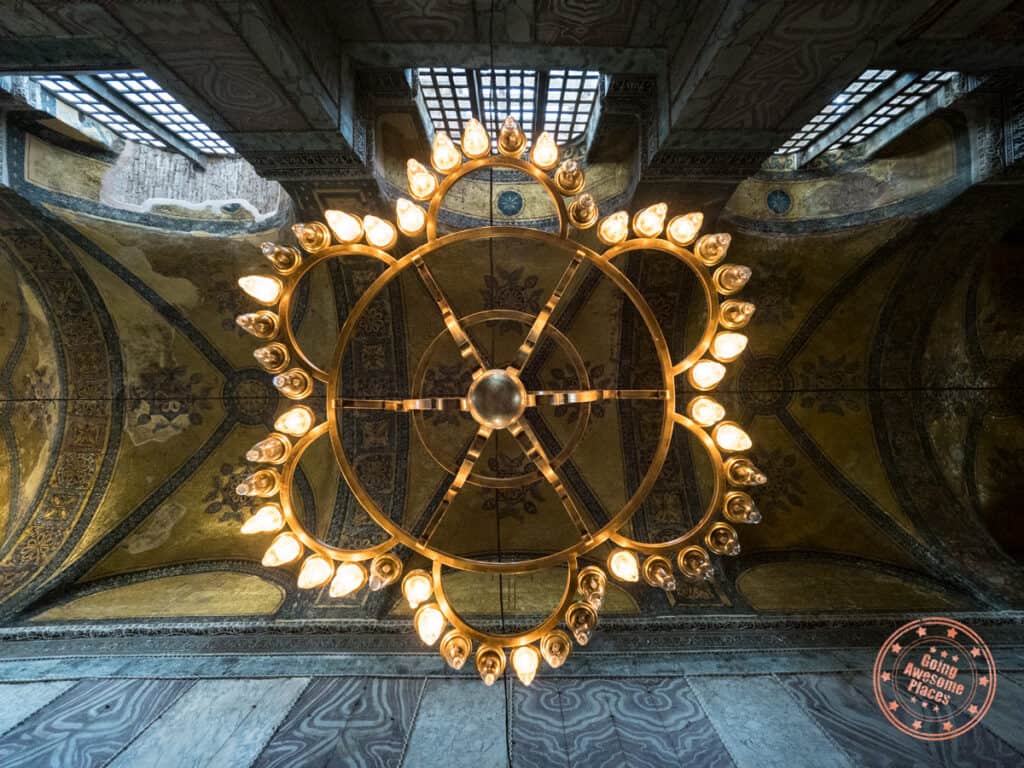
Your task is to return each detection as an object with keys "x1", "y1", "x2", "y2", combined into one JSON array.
[{"x1": 233, "y1": 116, "x2": 764, "y2": 686}]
